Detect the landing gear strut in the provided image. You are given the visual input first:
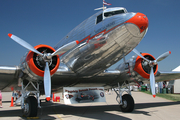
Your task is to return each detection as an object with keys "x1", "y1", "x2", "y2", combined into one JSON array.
[
  {"x1": 114, "y1": 82, "x2": 134, "y2": 112},
  {"x1": 21, "y1": 80, "x2": 41, "y2": 117}
]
